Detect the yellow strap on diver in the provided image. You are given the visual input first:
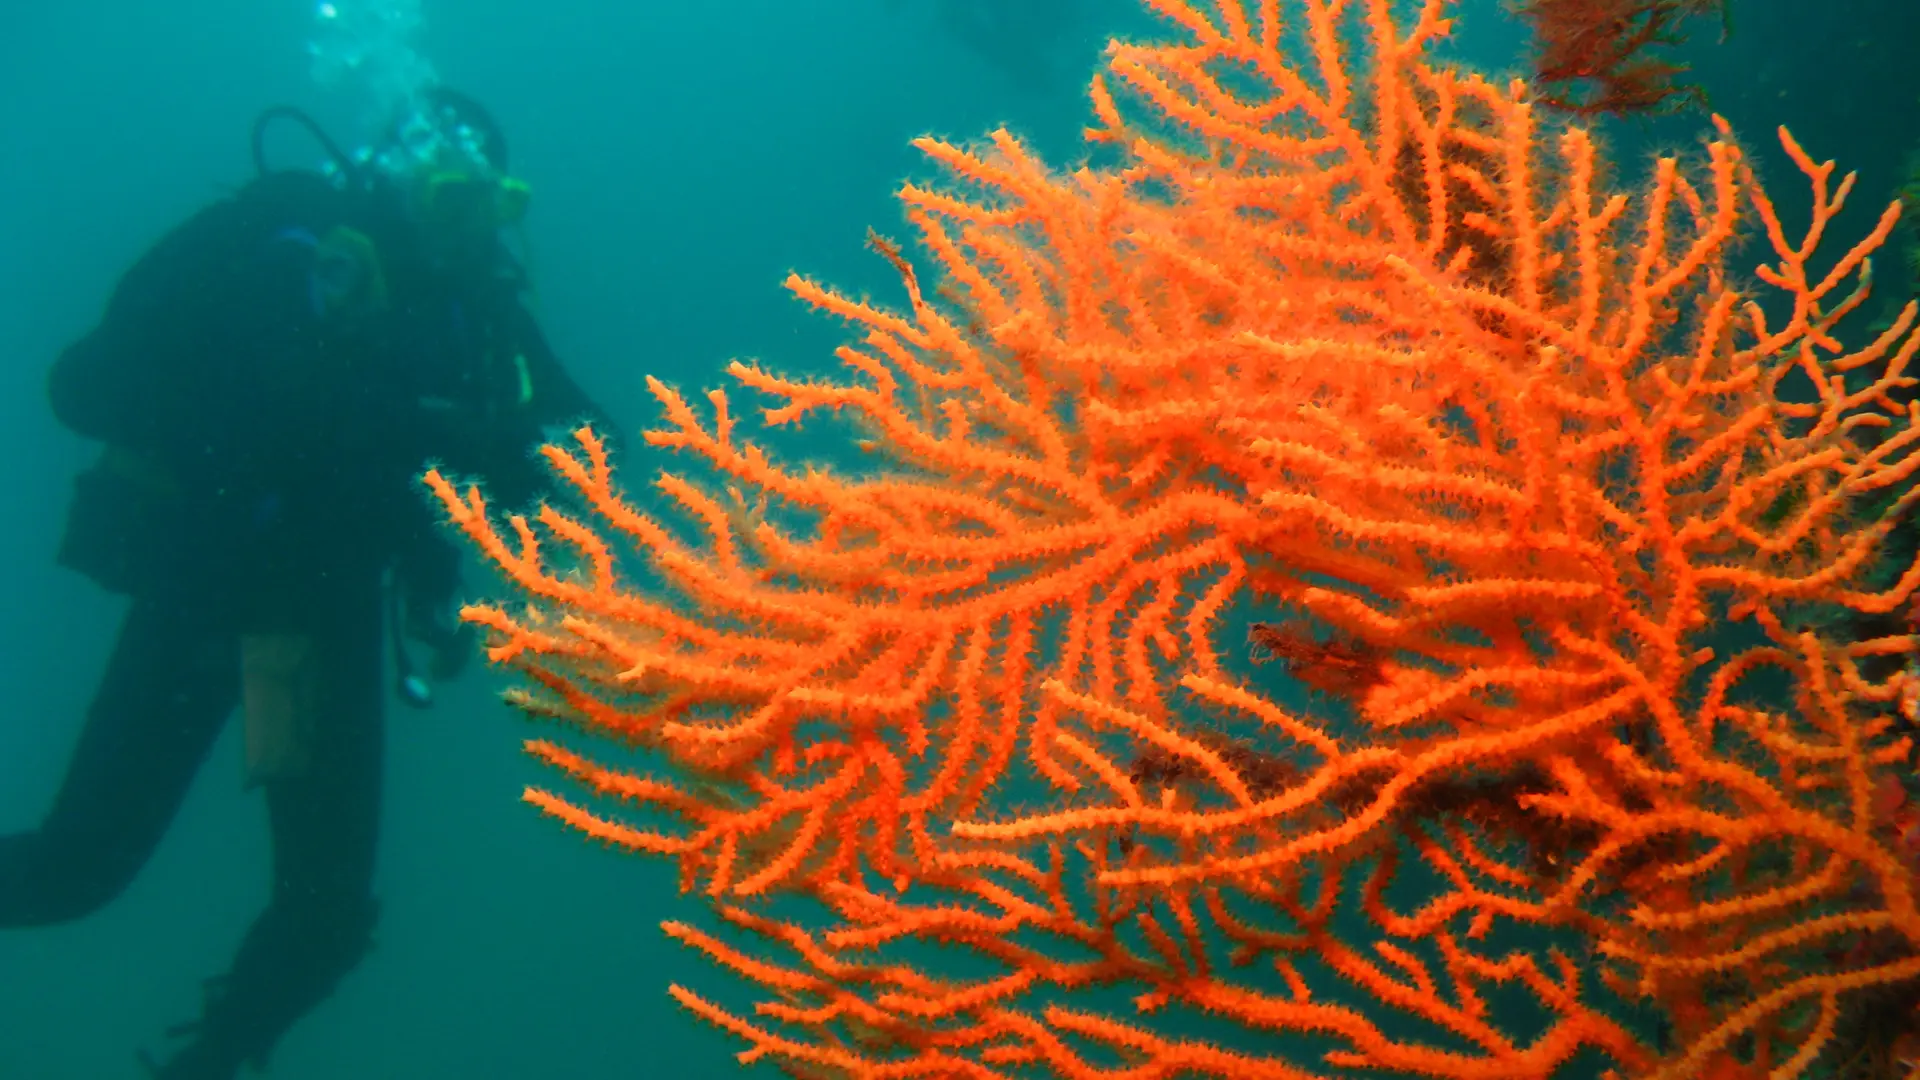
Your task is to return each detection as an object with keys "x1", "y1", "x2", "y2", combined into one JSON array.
[{"x1": 314, "y1": 226, "x2": 389, "y2": 320}]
